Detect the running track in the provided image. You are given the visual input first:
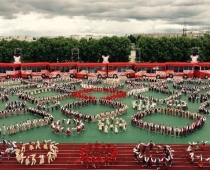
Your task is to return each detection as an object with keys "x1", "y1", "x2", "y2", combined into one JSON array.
[{"x1": 1, "y1": 143, "x2": 210, "y2": 170}]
